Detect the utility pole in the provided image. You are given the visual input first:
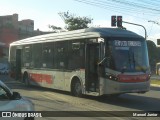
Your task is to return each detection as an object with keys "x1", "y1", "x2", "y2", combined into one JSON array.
[
  {"x1": 111, "y1": 16, "x2": 147, "y2": 40},
  {"x1": 123, "y1": 21, "x2": 147, "y2": 40}
]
